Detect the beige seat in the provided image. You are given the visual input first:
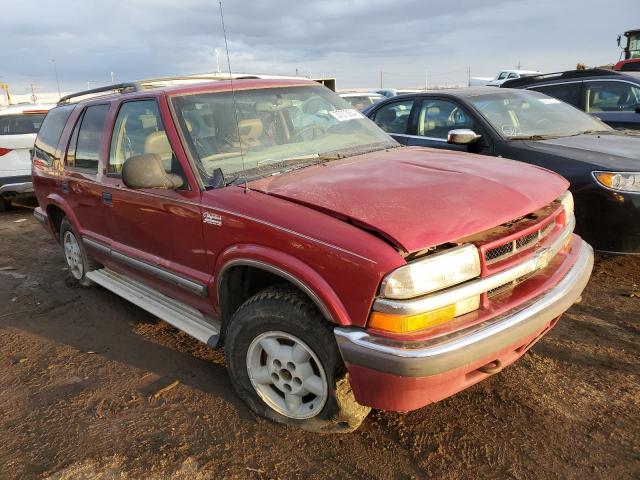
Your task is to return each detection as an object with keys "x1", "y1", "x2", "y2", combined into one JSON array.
[
  {"x1": 237, "y1": 119, "x2": 264, "y2": 147},
  {"x1": 144, "y1": 131, "x2": 173, "y2": 163}
]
